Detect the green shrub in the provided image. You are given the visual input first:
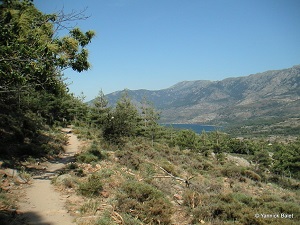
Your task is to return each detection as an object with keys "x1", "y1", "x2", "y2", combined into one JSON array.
[
  {"x1": 75, "y1": 168, "x2": 84, "y2": 177},
  {"x1": 66, "y1": 162, "x2": 78, "y2": 170},
  {"x1": 161, "y1": 161, "x2": 177, "y2": 176},
  {"x1": 263, "y1": 201, "x2": 300, "y2": 215},
  {"x1": 78, "y1": 173, "x2": 103, "y2": 197},
  {"x1": 238, "y1": 207, "x2": 267, "y2": 225},
  {"x1": 174, "y1": 129, "x2": 199, "y2": 150},
  {"x1": 76, "y1": 152, "x2": 99, "y2": 163},
  {"x1": 76, "y1": 143, "x2": 104, "y2": 163},
  {"x1": 121, "y1": 213, "x2": 143, "y2": 225},
  {"x1": 242, "y1": 169, "x2": 261, "y2": 181},
  {"x1": 115, "y1": 150, "x2": 141, "y2": 170},
  {"x1": 259, "y1": 194, "x2": 281, "y2": 203},
  {"x1": 193, "y1": 203, "x2": 252, "y2": 224},
  {"x1": 183, "y1": 189, "x2": 201, "y2": 208},
  {"x1": 98, "y1": 168, "x2": 114, "y2": 178},
  {"x1": 96, "y1": 211, "x2": 118, "y2": 225},
  {"x1": 268, "y1": 175, "x2": 300, "y2": 190},
  {"x1": 231, "y1": 192, "x2": 257, "y2": 207},
  {"x1": 62, "y1": 177, "x2": 76, "y2": 189},
  {"x1": 80, "y1": 200, "x2": 100, "y2": 214},
  {"x1": 0, "y1": 192, "x2": 14, "y2": 209},
  {"x1": 117, "y1": 180, "x2": 172, "y2": 225},
  {"x1": 203, "y1": 161, "x2": 214, "y2": 171},
  {"x1": 221, "y1": 164, "x2": 244, "y2": 178}
]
